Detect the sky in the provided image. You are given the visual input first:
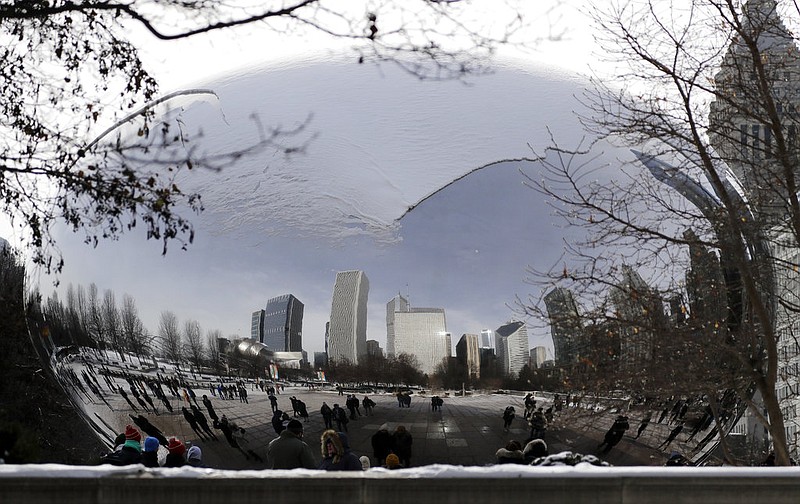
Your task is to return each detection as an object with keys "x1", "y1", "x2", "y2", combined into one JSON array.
[{"x1": 24, "y1": 1, "x2": 637, "y2": 357}]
